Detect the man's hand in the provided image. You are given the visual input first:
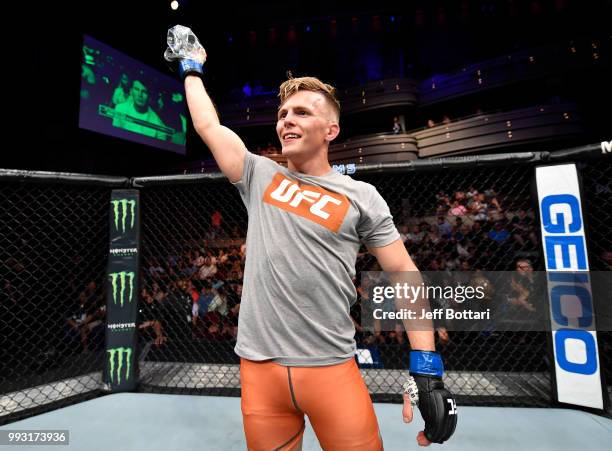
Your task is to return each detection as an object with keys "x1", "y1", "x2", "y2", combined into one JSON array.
[
  {"x1": 164, "y1": 25, "x2": 207, "y2": 79},
  {"x1": 402, "y1": 350, "x2": 457, "y2": 445}
]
